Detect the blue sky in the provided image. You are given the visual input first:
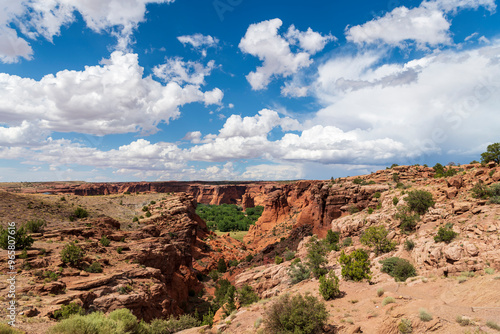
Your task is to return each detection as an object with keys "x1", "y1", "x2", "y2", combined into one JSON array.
[{"x1": 0, "y1": 0, "x2": 499, "y2": 182}]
